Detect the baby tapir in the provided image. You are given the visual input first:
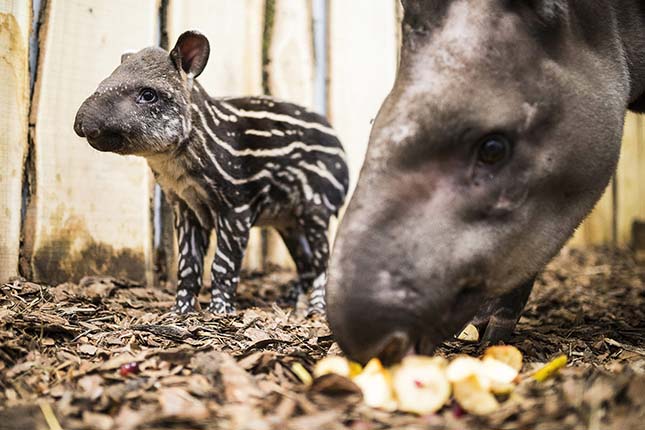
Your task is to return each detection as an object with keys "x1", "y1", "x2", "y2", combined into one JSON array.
[{"x1": 74, "y1": 31, "x2": 349, "y2": 315}]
